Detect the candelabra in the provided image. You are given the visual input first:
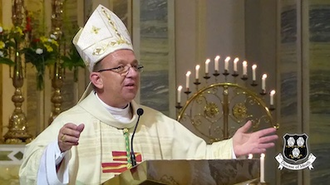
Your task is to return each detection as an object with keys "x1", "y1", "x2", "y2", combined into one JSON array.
[
  {"x1": 48, "y1": 0, "x2": 64, "y2": 124},
  {"x1": 176, "y1": 58, "x2": 279, "y2": 144},
  {"x1": 176, "y1": 58, "x2": 278, "y2": 185},
  {"x1": 4, "y1": 0, "x2": 32, "y2": 143}
]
